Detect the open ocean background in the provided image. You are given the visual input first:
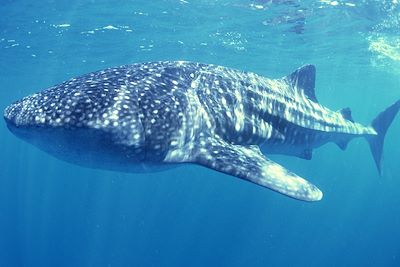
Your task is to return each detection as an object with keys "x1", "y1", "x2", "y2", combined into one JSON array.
[{"x1": 1, "y1": 0, "x2": 400, "y2": 266}]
